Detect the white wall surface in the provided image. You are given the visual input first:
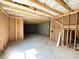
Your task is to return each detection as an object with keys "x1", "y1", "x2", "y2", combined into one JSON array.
[{"x1": 37, "y1": 21, "x2": 50, "y2": 36}]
